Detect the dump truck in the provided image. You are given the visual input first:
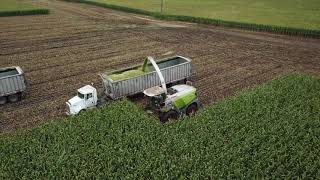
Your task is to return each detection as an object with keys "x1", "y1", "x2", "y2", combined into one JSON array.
[
  {"x1": 66, "y1": 55, "x2": 200, "y2": 121},
  {"x1": 0, "y1": 66, "x2": 28, "y2": 105}
]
